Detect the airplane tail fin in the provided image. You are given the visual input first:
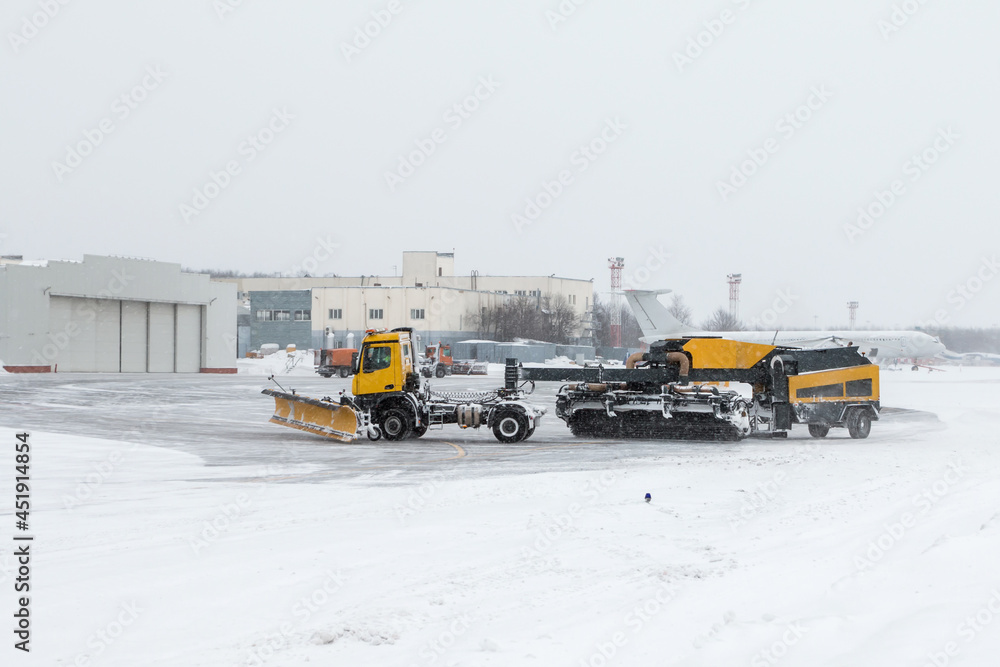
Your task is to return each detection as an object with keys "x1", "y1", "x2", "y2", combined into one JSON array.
[{"x1": 623, "y1": 289, "x2": 693, "y2": 339}]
